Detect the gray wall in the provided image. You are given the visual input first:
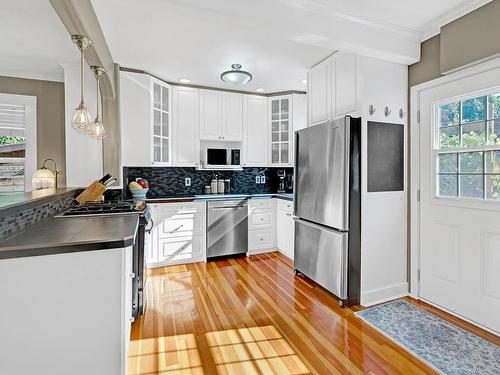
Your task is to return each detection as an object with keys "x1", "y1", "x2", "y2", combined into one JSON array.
[{"x1": 0, "y1": 76, "x2": 66, "y2": 186}]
